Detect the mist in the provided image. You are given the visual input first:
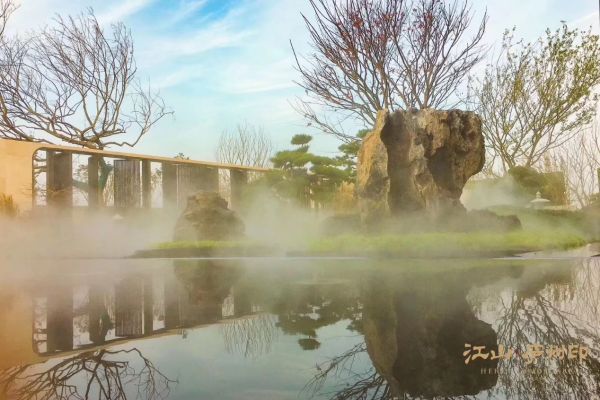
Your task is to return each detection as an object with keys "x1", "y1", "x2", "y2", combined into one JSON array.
[
  {"x1": 461, "y1": 175, "x2": 532, "y2": 211},
  {"x1": 0, "y1": 211, "x2": 177, "y2": 261},
  {"x1": 241, "y1": 189, "x2": 324, "y2": 250},
  {"x1": 0, "y1": 188, "x2": 329, "y2": 261}
]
